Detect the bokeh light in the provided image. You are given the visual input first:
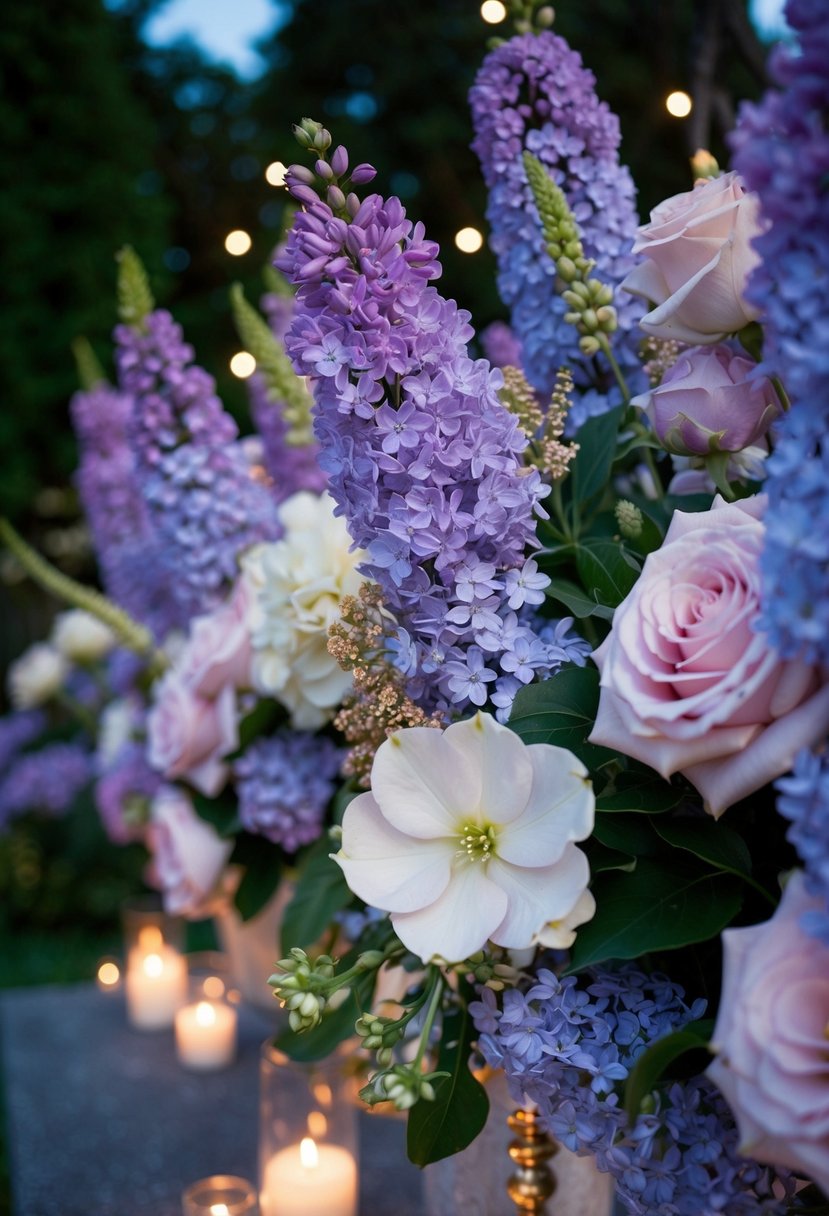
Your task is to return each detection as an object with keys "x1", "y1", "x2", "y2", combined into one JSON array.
[
  {"x1": 224, "y1": 229, "x2": 252, "y2": 255},
  {"x1": 265, "y1": 160, "x2": 287, "y2": 187},
  {"x1": 454, "y1": 226, "x2": 484, "y2": 254},
  {"x1": 480, "y1": 1, "x2": 507, "y2": 23},
  {"x1": 230, "y1": 351, "x2": 256, "y2": 378},
  {"x1": 665, "y1": 90, "x2": 693, "y2": 118}
]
